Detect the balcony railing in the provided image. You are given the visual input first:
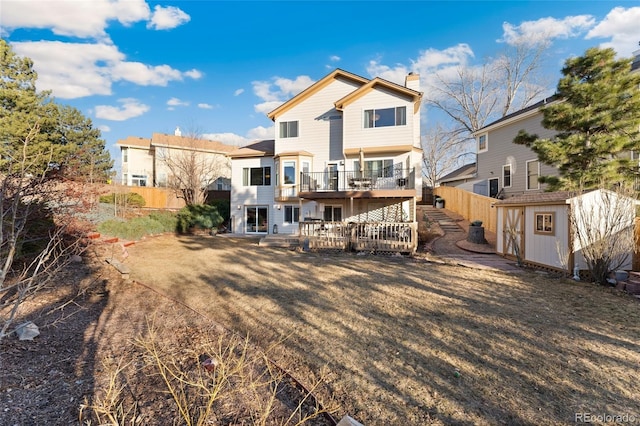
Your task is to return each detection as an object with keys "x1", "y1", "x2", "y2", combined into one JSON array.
[{"x1": 299, "y1": 168, "x2": 415, "y2": 192}]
